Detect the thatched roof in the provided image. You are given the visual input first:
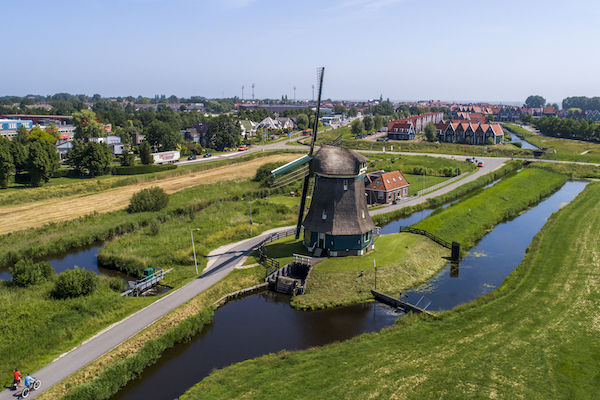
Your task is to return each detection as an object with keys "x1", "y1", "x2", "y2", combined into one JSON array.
[
  {"x1": 312, "y1": 144, "x2": 368, "y2": 177},
  {"x1": 303, "y1": 176, "x2": 375, "y2": 236}
]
